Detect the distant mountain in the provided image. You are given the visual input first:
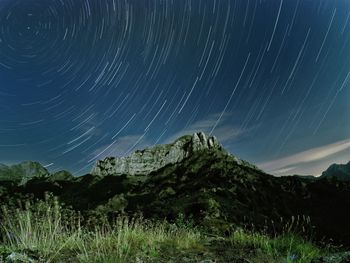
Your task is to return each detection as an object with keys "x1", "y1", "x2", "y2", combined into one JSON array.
[
  {"x1": 292, "y1": 174, "x2": 317, "y2": 180},
  {"x1": 1, "y1": 133, "x2": 350, "y2": 246},
  {"x1": 0, "y1": 161, "x2": 49, "y2": 184},
  {"x1": 320, "y1": 161, "x2": 350, "y2": 181}
]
